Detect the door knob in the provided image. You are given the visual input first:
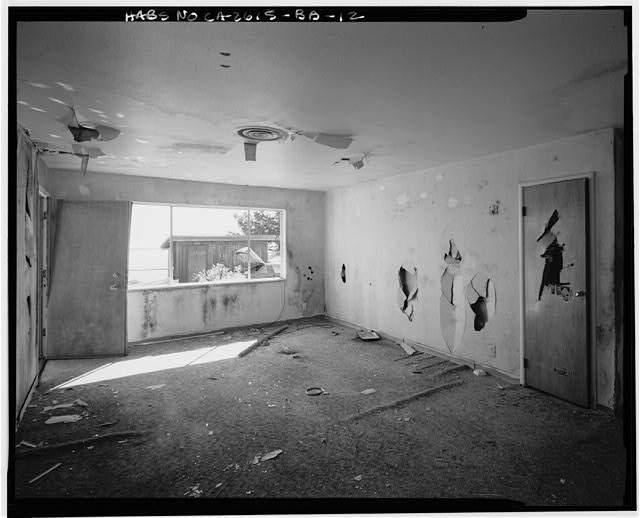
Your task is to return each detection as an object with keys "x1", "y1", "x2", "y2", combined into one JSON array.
[{"x1": 574, "y1": 290, "x2": 586, "y2": 298}]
